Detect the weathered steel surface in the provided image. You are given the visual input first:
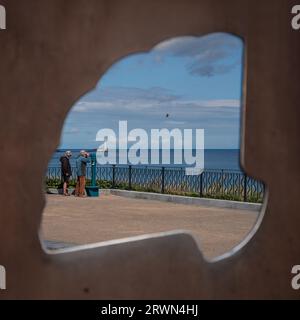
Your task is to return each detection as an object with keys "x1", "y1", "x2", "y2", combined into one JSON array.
[{"x1": 0, "y1": 0, "x2": 299, "y2": 299}]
